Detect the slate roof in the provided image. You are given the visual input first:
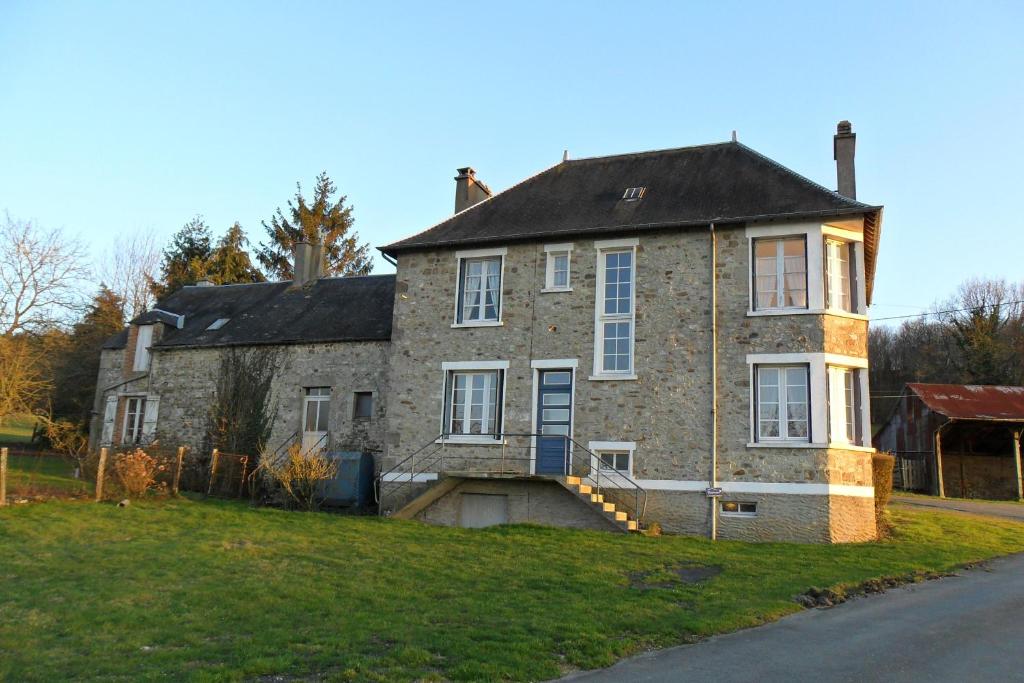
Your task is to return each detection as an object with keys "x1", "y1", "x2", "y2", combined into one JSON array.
[
  {"x1": 102, "y1": 275, "x2": 395, "y2": 350},
  {"x1": 381, "y1": 141, "x2": 881, "y2": 254},
  {"x1": 907, "y1": 383, "x2": 1024, "y2": 422}
]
